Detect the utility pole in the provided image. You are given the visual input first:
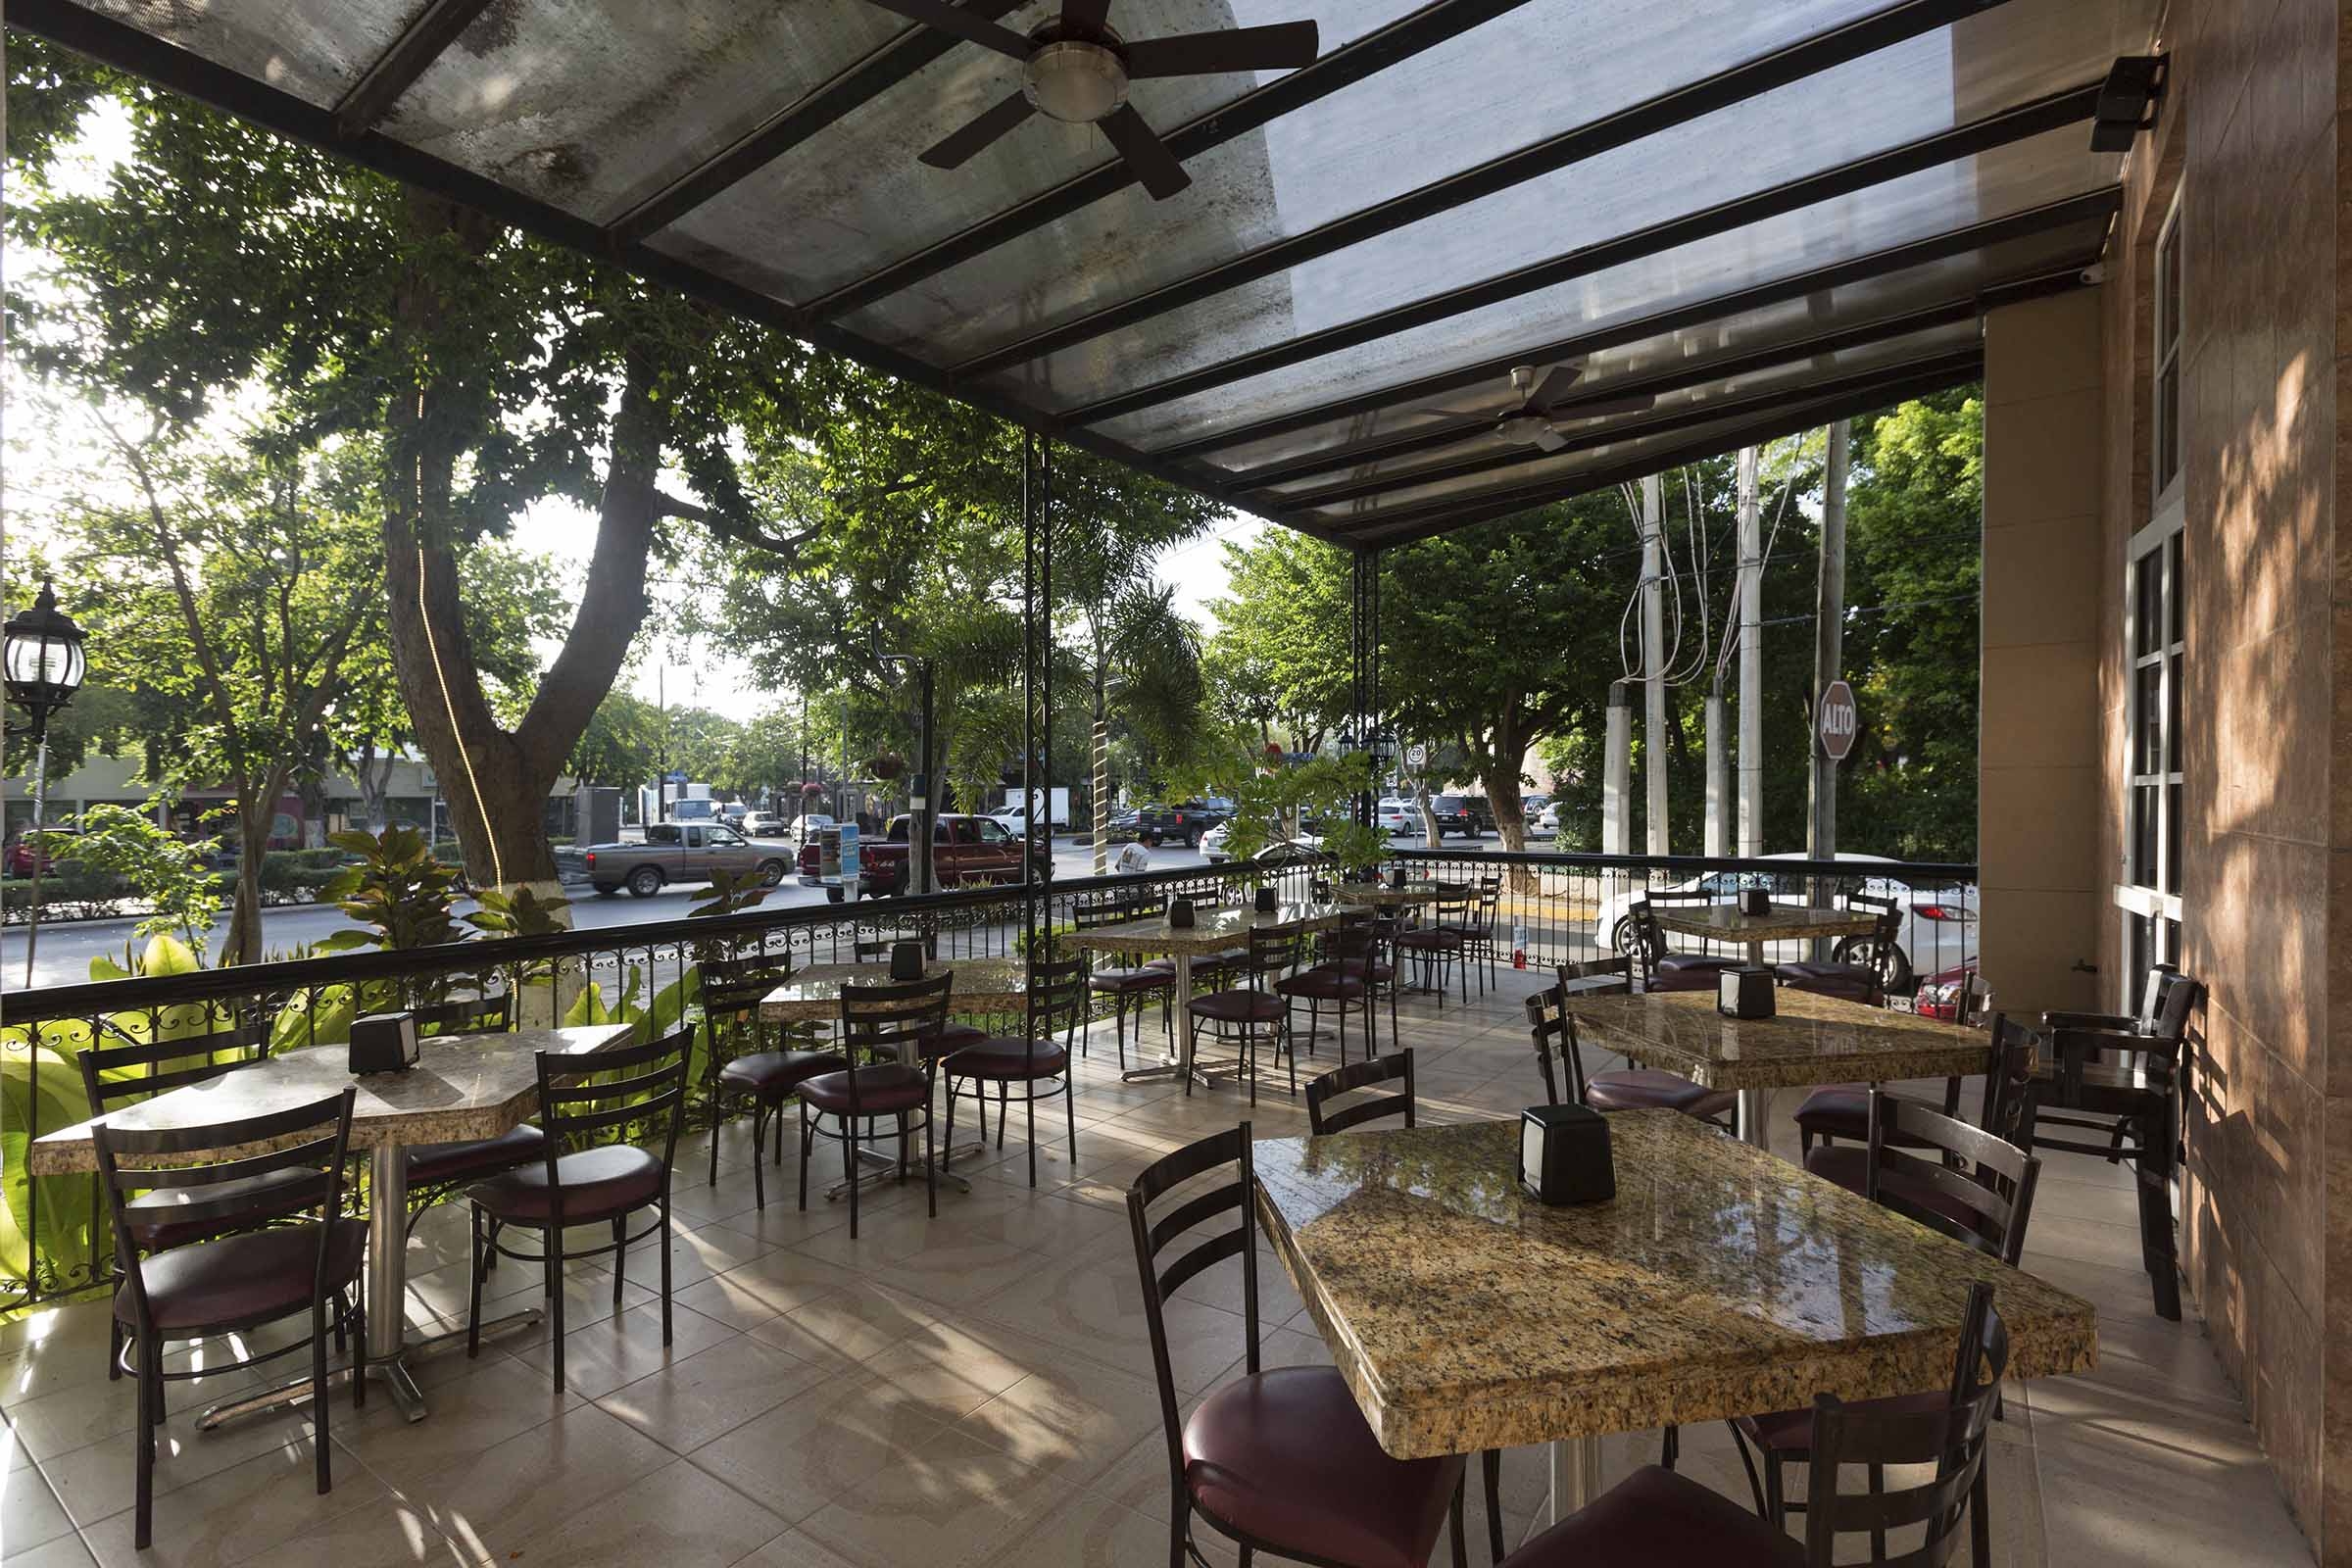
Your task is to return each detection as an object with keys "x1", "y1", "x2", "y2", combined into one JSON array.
[
  {"x1": 1736, "y1": 445, "x2": 1765, "y2": 858},
  {"x1": 1808, "y1": 421, "x2": 1850, "y2": 906},
  {"x1": 1602, "y1": 681, "x2": 1631, "y2": 855},
  {"x1": 1704, "y1": 678, "x2": 1729, "y2": 857},
  {"x1": 797, "y1": 692, "x2": 808, "y2": 826},
  {"x1": 656, "y1": 662, "x2": 669, "y2": 824},
  {"x1": 1640, "y1": 473, "x2": 1668, "y2": 856}
]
